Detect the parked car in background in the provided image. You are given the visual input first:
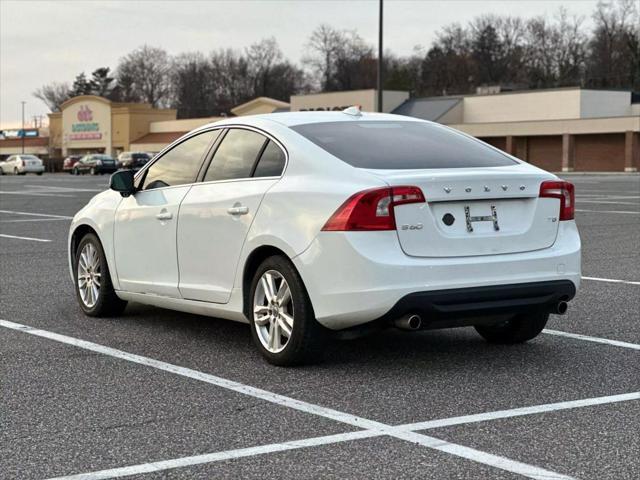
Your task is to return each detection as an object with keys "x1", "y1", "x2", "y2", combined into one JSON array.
[
  {"x1": 0, "y1": 154, "x2": 44, "y2": 175},
  {"x1": 117, "y1": 151, "x2": 151, "y2": 170},
  {"x1": 68, "y1": 110, "x2": 581, "y2": 366},
  {"x1": 72, "y1": 154, "x2": 118, "y2": 175},
  {"x1": 63, "y1": 155, "x2": 82, "y2": 173}
]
